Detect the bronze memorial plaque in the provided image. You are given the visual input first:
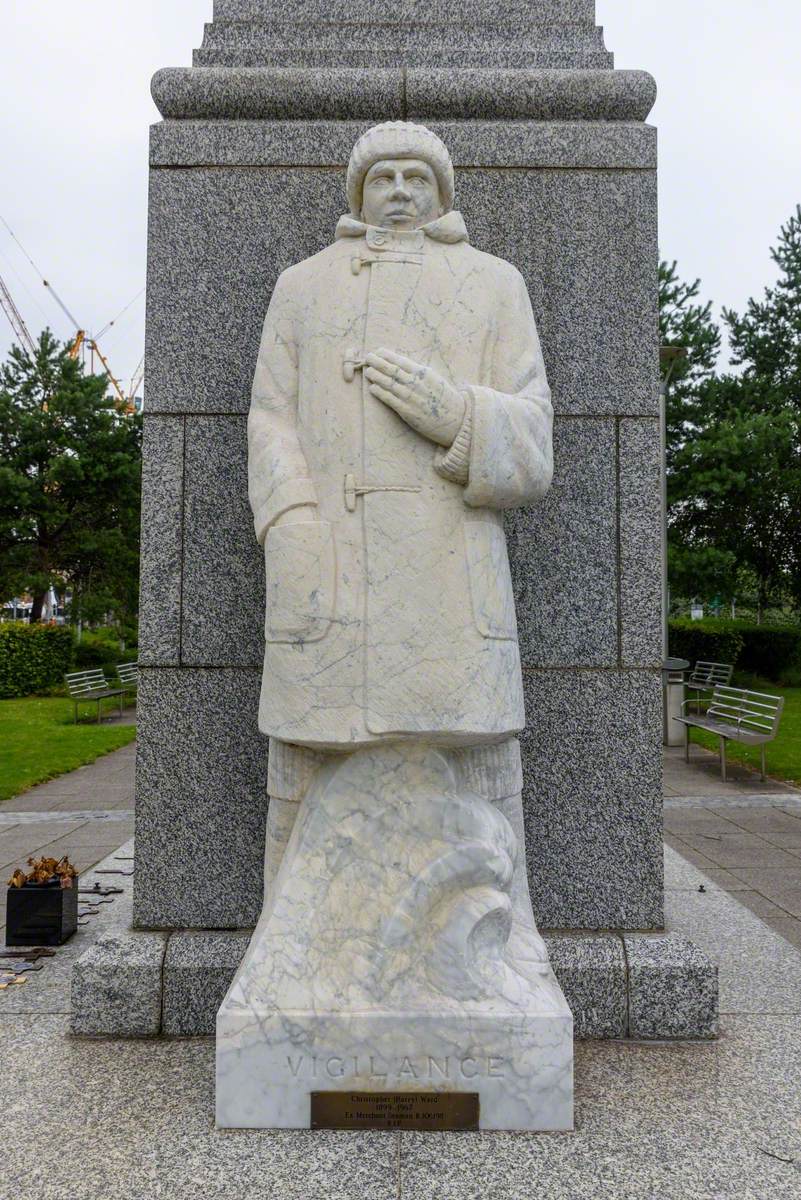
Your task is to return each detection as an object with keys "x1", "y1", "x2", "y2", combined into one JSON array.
[{"x1": 310, "y1": 1091, "x2": 480, "y2": 1131}]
